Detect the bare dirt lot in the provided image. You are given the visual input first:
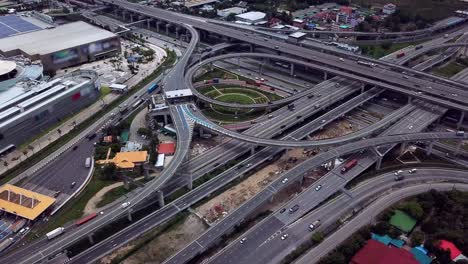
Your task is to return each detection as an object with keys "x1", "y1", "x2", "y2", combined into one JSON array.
[{"x1": 195, "y1": 148, "x2": 308, "y2": 224}]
